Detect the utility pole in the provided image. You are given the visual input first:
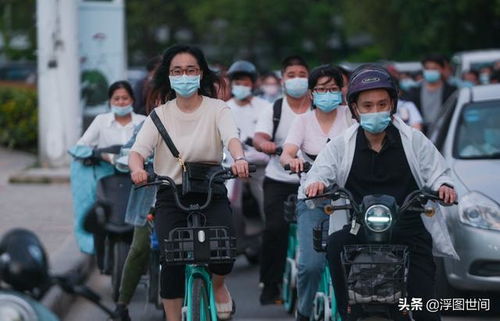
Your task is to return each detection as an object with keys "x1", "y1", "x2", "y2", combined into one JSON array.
[{"x1": 37, "y1": 0, "x2": 81, "y2": 167}]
